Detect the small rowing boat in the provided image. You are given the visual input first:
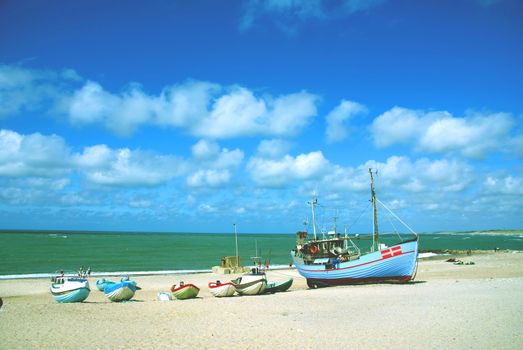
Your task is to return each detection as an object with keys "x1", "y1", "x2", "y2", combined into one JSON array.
[
  {"x1": 104, "y1": 278, "x2": 140, "y2": 302},
  {"x1": 264, "y1": 278, "x2": 293, "y2": 294},
  {"x1": 171, "y1": 282, "x2": 200, "y2": 300},
  {"x1": 208, "y1": 281, "x2": 236, "y2": 297}
]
